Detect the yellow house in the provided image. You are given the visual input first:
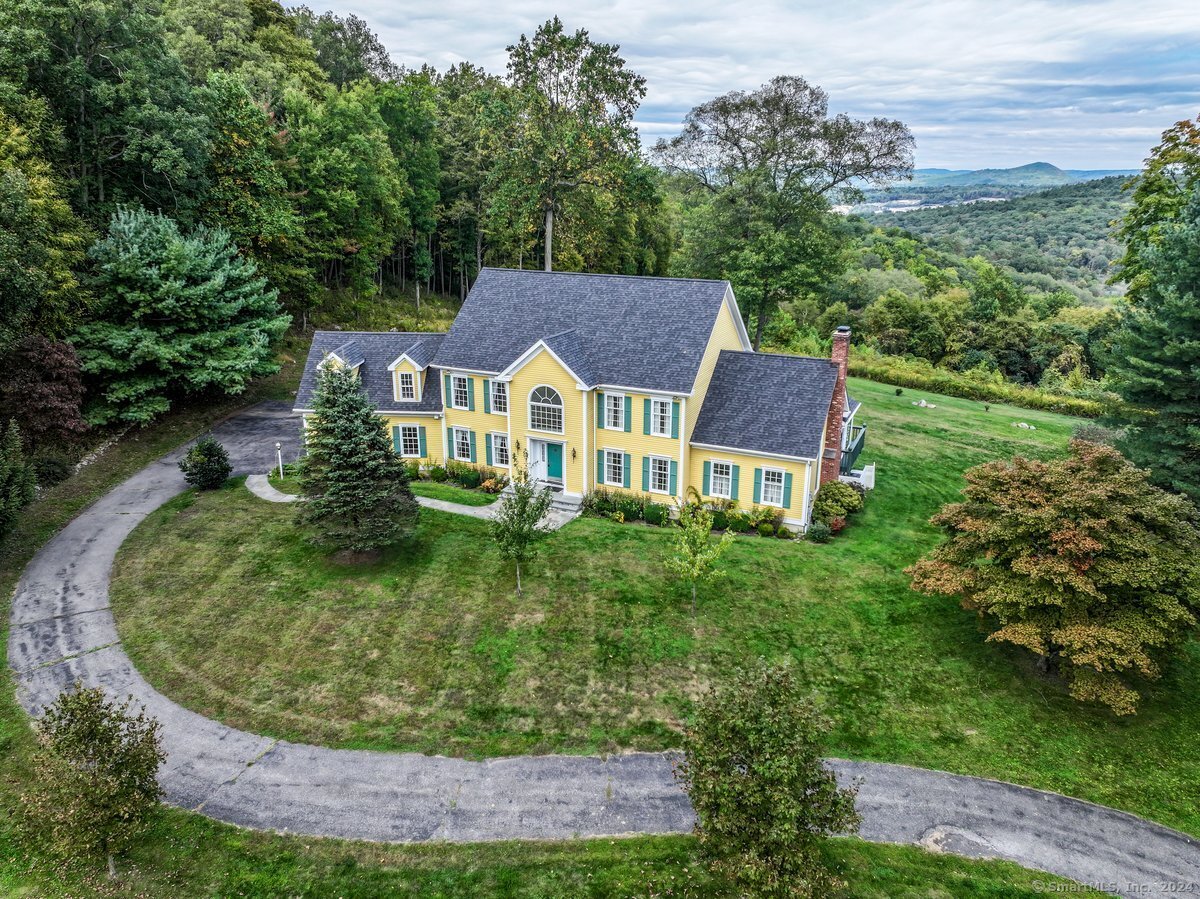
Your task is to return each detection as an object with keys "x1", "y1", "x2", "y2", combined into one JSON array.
[{"x1": 294, "y1": 269, "x2": 867, "y2": 531}]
